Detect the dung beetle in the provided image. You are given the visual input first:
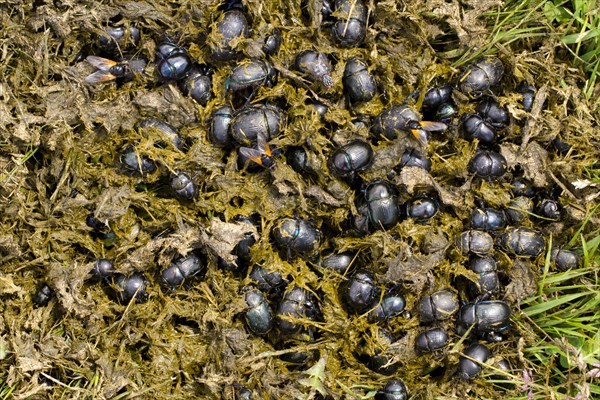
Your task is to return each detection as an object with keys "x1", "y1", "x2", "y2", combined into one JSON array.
[
  {"x1": 459, "y1": 56, "x2": 504, "y2": 98},
  {"x1": 537, "y1": 199, "x2": 561, "y2": 221},
  {"x1": 263, "y1": 28, "x2": 282, "y2": 55},
  {"x1": 469, "y1": 257, "x2": 500, "y2": 298},
  {"x1": 295, "y1": 50, "x2": 334, "y2": 88},
  {"x1": 476, "y1": 99, "x2": 509, "y2": 129},
  {"x1": 110, "y1": 272, "x2": 149, "y2": 304},
  {"x1": 230, "y1": 104, "x2": 285, "y2": 146},
  {"x1": 226, "y1": 59, "x2": 277, "y2": 92},
  {"x1": 551, "y1": 247, "x2": 579, "y2": 271},
  {"x1": 276, "y1": 286, "x2": 321, "y2": 336},
  {"x1": 249, "y1": 265, "x2": 286, "y2": 293},
  {"x1": 33, "y1": 283, "x2": 53, "y2": 307},
  {"x1": 243, "y1": 286, "x2": 274, "y2": 335},
  {"x1": 286, "y1": 147, "x2": 316, "y2": 177},
  {"x1": 511, "y1": 179, "x2": 536, "y2": 197},
  {"x1": 343, "y1": 57, "x2": 377, "y2": 103},
  {"x1": 499, "y1": 228, "x2": 545, "y2": 258},
  {"x1": 456, "y1": 301, "x2": 511, "y2": 340},
  {"x1": 217, "y1": 215, "x2": 257, "y2": 271},
  {"x1": 517, "y1": 83, "x2": 536, "y2": 112},
  {"x1": 418, "y1": 289, "x2": 459, "y2": 322},
  {"x1": 469, "y1": 151, "x2": 507, "y2": 180},
  {"x1": 356, "y1": 329, "x2": 398, "y2": 375},
  {"x1": 209, "y1": 105, "x2": 234, "y2": 148},
  {"x1": 406, "y1": 196, "x2": 439, "y2": 222},
  {"x1": 95, "y1": 24, "x2": 141, "y2": 54},
  {"x1": 156, "y1": 42, "x2": 192, "y2": 81},
  {"x1": 376, "y1": 378, "x2": 408, "y2": 400},
  {"x1": 368, "y1": 291, "x2": 406, "y2": 323},
  {"x1": 136, "y1": 118, "x2": 184, "y2": 151},
  {"x1": 435, "y1": 103, "x2": 458, "y2": 124},
  {"x1": 179, "y1": 67, "x2": 213, "y2": 105},
  {"x1": 90, "y1": 258, "x2": 115, "y2": 282},
  {"x1": 342, "y1": 269, "x2": 382, "y2": 314},
  {"x1": 356, "y1": 180, "x2": 401, "y2": 232},
  {"x1": 415, "y1": 328, "x2": 449, "y2": 353},
  {"x1": 159, "y1": 253, "x2": 205, "y2": 293},
  {"x1": 422, "y1": 85, "x2": 453, "y2": 111},
  {"x1": 86, "y1": 214, "x2": 116, "y2": 244},
  {"x1": 170, "y1": 172, "x2": 198, "y2": 202},
  {"x1": 272, "y1": 218, "x2": 322, "y2": 261},
  {"x1": 397, "y1": 147, "x2": 432, "y2": 172},
  {"x1": 320, "y1": 251, "x2": 355, "y2": 273},
  {"x1": 209, "y1": 9, "x2": 250, "y2": 62},
  {"x1": 456, "y1": 230, "x2": 494, "y2": 256},
  {"x1": 120, "y1": 146, "x2": 157, "y2": 176},
  {"x1": 371, "y1": 104, "x2": 446, "y2": 146},
  {"x1": 85, "y1": 56, "x2": 147, "y2": 85},
  {"x1": 462, "y1": 113, "x2": 496, "y2": 144},
  {"x1": 233, "y1": 383, "x2": 253, "y2": 400},
  {"x1": 553, "y1": 135, "x2": 572, "y2": 154},
  {"x1": 328, "y1": 140, "x2": 374, "y2": 180},
  {"x1": 470, "y1": 208, "x2": 507, "y2": 231},
  {"x1": 505, "y1": 196, "x2": 534, "y2": 224},
  {"x1": 332, "y1": 0, "x2": 367, "y2": 47},
  {"x1": 458, "y1": 343, "x2": 490, "y2": 380}
]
